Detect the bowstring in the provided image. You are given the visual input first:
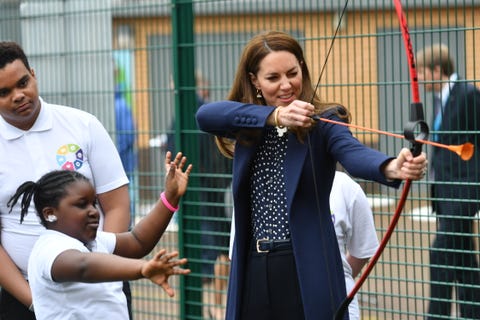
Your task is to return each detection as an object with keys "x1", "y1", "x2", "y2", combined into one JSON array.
[
  {"x1": 305, "y1": 0, "x2": 349, "y2": 316},
  {"x1": 310, "y1": 0, "x2": 350, "y2": 103}
]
